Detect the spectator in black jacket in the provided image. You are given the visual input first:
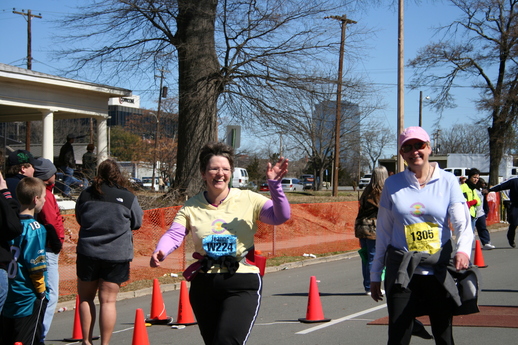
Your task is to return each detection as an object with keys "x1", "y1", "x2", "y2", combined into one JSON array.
[
  {"x1": 489, "y1": 178, "x2": 518, "y2": 248},
  {"x1": 0, "y1": 172, "x2": 23, "y2": 313}
]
